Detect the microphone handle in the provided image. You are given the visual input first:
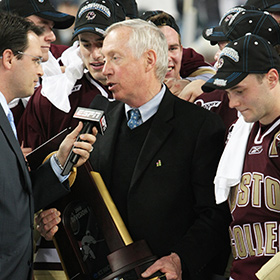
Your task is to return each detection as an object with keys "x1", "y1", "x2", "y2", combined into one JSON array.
[{"x1": 61, "y1": 121, "x2": 93, "y2": 176}]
